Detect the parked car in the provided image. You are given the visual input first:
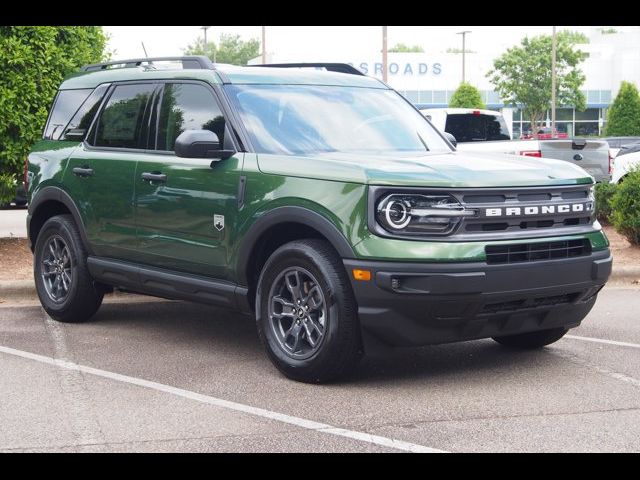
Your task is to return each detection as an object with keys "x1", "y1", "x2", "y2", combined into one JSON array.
[
  {"x1": 421, "y1": 108, "x2": 511, "y2": 142},
  {"x1": 521, "y1": 127, "x2": 568, "y2": 140},
  {"x1": 611, "y1": 149, "x2": 640, "y2": 183},
  {"x1": 422, "y1": 108, "x2": 611, "y2": 183},
  {"x1": 0, "y1": 181, "x2": 27, "y2": 208},
  {"x1": 603, "y1": 136, "x2": 640, "y2": 158},
  {"x1": 616, "y1": 142, "x2": 640, "y2": 158},
  {"x1": 27, "y1": 57, "x2": 611, "y2": 383}
]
